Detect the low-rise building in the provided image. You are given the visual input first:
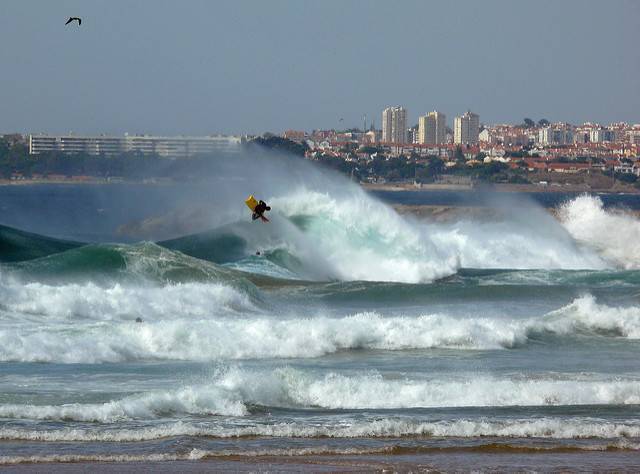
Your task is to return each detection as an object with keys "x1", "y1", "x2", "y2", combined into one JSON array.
[{"x1": 28, "y1": 134, "x2": 243, "y2": 157}]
